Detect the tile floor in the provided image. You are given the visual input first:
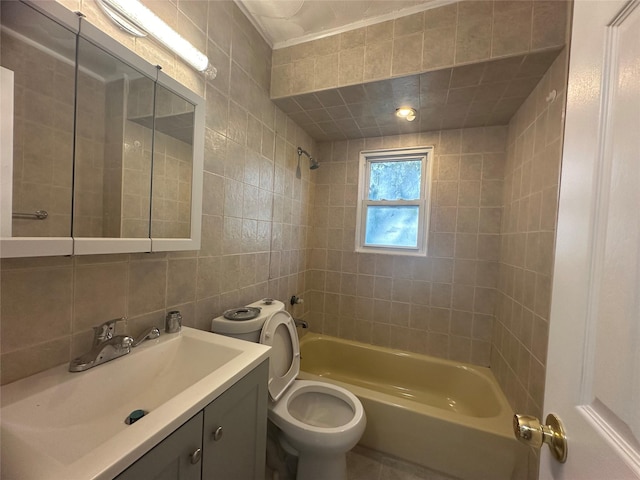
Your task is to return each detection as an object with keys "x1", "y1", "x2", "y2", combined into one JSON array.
[
  {"x1": 266, "y1": 445, "x2": 460, "y2": 480},
  {"x1": 346, "y1": 446, "x2": 459, "y2": 480}
]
